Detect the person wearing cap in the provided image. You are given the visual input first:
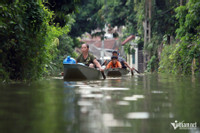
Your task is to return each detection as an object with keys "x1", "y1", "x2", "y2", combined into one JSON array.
[
  {"x1": 112, "y1": 50, "x2": 135, "y2": 71},
  {"x1": 76, "y1": 44, "x2": 103, "y2": 71},
  {"x1": 106, "y1": 56, "x2": 122, "y2": 69}
]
